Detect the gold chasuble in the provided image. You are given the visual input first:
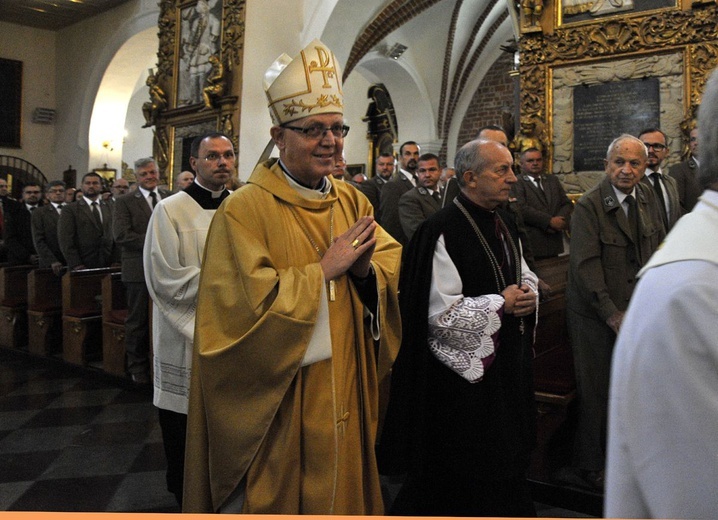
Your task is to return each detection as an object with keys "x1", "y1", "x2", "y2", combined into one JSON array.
[{"x1": 184, "y1": 159, "x2": 402, "y2": 513}]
